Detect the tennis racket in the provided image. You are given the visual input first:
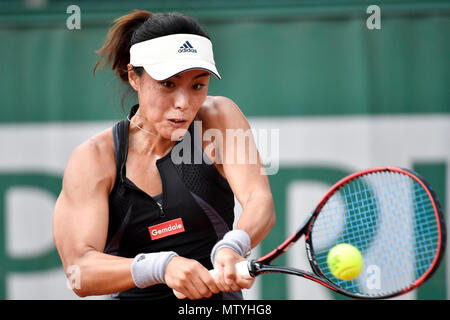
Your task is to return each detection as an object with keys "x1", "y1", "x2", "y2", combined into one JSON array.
[{"x1": 174, "y1": 166, "x2": 446, "y2": 299}]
